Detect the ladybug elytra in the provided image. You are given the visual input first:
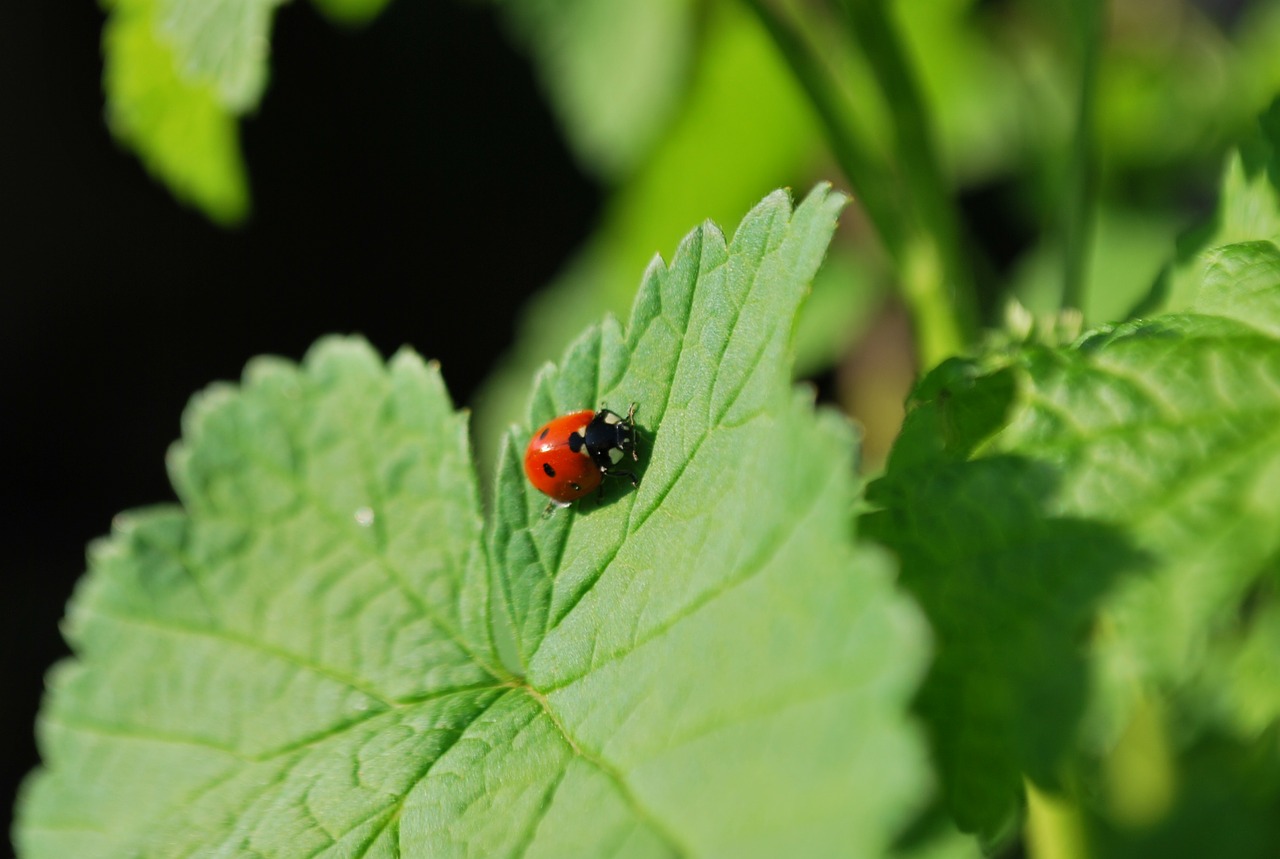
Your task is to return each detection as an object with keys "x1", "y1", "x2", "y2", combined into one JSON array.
[{"x1": 523, "y1": 404, "x2": 639, "y2": 514}]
